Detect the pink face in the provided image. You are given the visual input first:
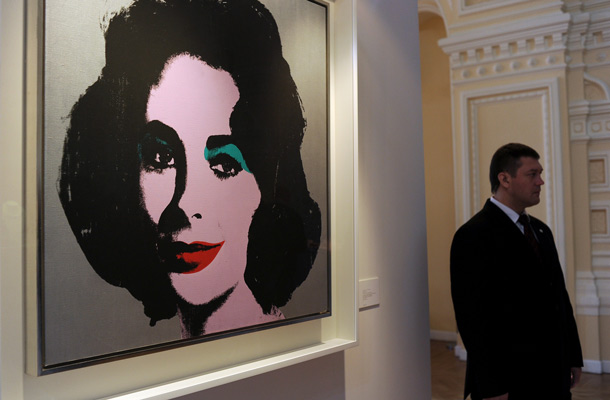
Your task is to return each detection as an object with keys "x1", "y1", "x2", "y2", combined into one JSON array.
[
  {"x1": 506, "y1": 156, "x2": 544, "y2": 212},
  {"x1": 141, "y1": 54, "x2": 261, "y2": 305}
]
